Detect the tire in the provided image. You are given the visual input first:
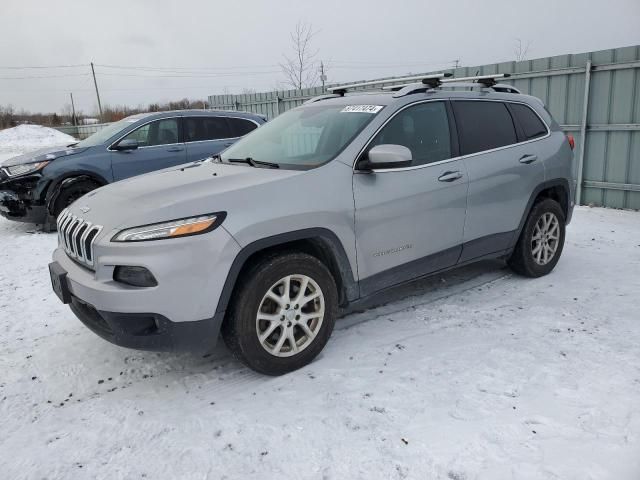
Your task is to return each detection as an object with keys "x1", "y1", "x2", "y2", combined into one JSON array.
[
  {"x1": 222, "y1": 252, "x2": 338, "y2": 375},
  {"x1": 52, "y1": 179, "x2": 101, "y2": 219},
  {"x1": 508, "y1": 198, "x2": 566, "y2": 277}
]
